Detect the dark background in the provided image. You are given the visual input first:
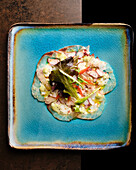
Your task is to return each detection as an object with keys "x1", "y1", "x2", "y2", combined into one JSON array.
[
  {"x1": 82, "y1": 1, "x2": 135, "y2": 169},
  {"x1": 0, "y1": 0, "x2": 135, "y2": 169}
]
